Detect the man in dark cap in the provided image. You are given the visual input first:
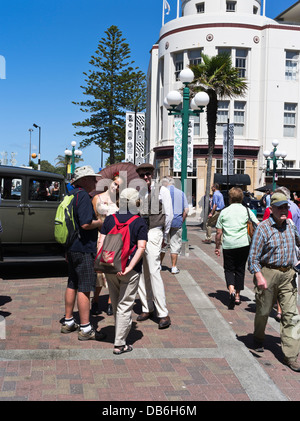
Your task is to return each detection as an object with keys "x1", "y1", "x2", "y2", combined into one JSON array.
[
  {"x1": 135, "y1": 163, "x2": 173, "y2": 329},
  {"x1": 248, "y1": 192, "x2": 300, "y2": 371}
]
